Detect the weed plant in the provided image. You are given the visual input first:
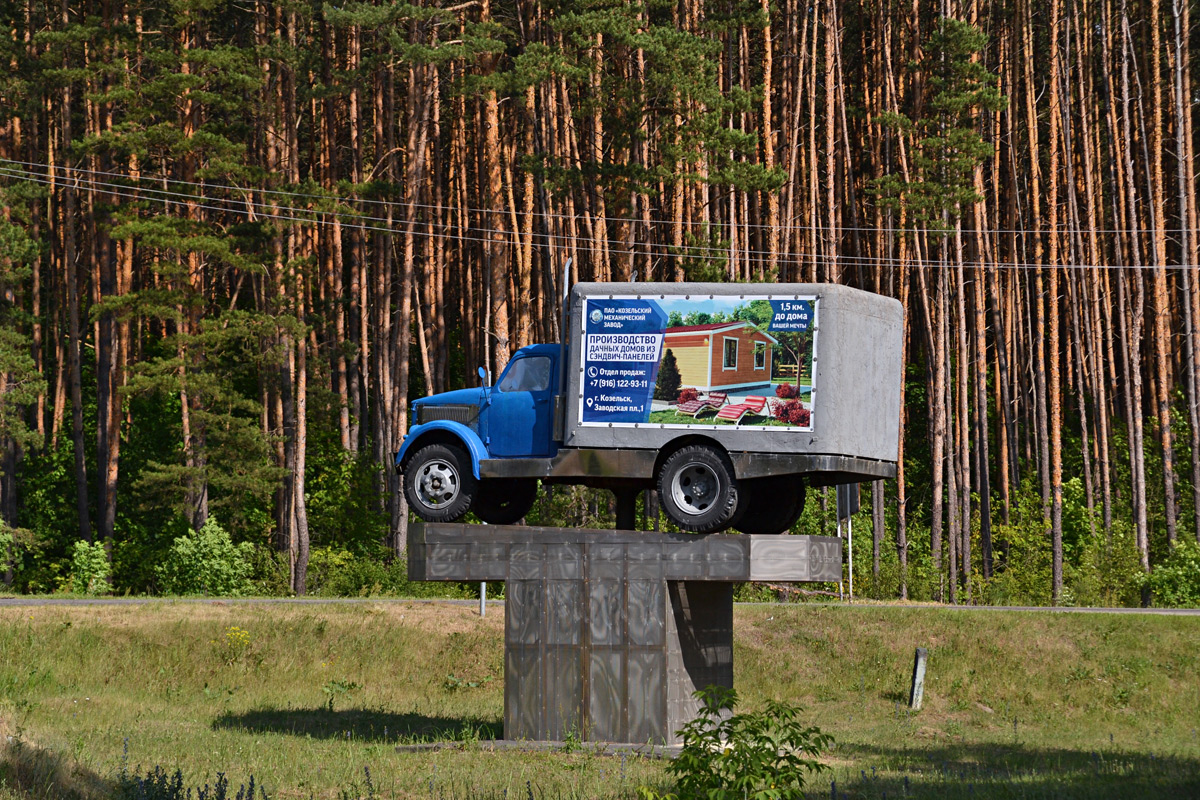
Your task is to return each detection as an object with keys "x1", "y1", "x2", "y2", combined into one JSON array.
[
  {"x1": 116, "y1": 766, "x2": 267, "y2": 800},
  {"x1": 644, "y1": 686, "x2": 831, "y2": 800}
]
